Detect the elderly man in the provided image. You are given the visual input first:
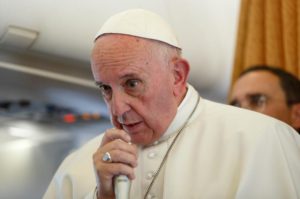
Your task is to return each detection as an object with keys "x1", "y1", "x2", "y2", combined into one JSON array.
[
  {"x1": 44, "y1": 9, "x2": 300, "y2": 199},
  {"x1": 229, "y1": 66, "x2": 300, "y2": 133}
]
